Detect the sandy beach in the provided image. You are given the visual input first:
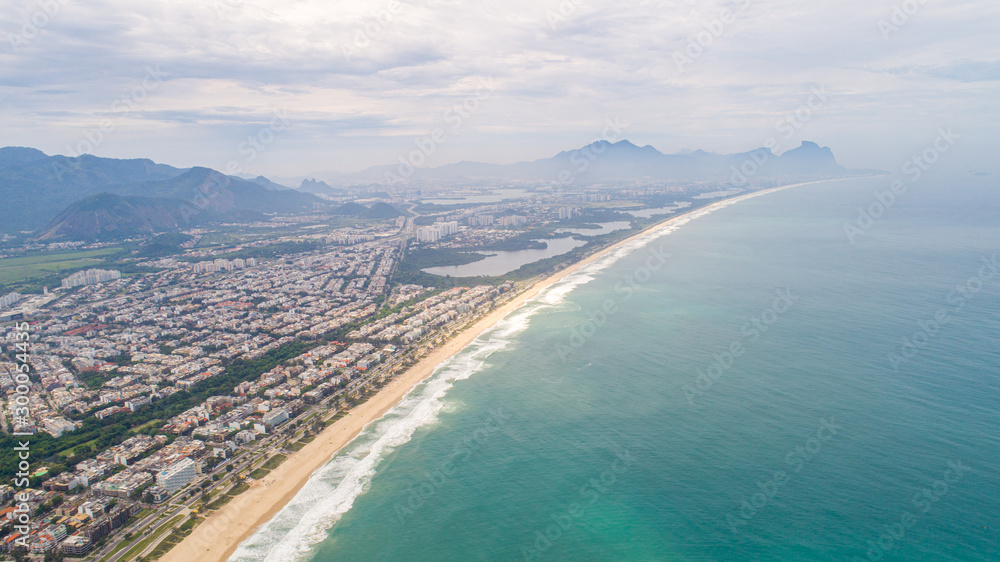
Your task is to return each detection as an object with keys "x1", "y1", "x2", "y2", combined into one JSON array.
[{"x1": 164, "y1": 180, "x2": 826, "y2": 562}]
